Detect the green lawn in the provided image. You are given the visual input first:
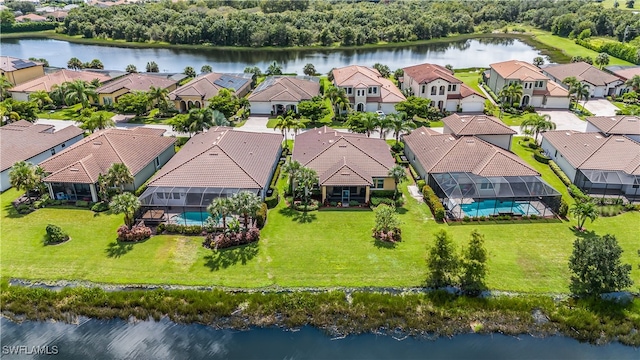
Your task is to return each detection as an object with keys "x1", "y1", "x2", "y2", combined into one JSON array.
[
  {"x1": 37, "y1": 104, "x2": 115, "y2": 121},
  {"x1": 600, "y1": 0, "x2": 640, "y2": 10},
  {"x1": 454, "y1": 70, "x2": 485, "y2": 94},
  {"x1": 522, "y1": 27, "x2": 634, "y2": 66}
]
